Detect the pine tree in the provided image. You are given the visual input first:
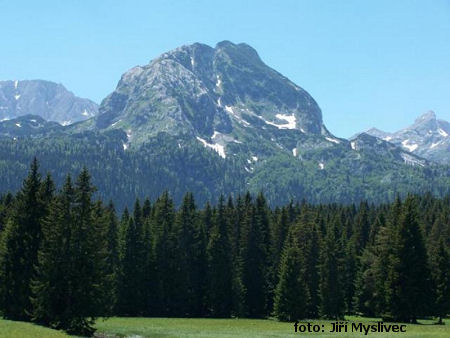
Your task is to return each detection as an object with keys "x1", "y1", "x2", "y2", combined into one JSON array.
[
  {"x1": 117, "y1": 200, "x2": 146, "y2": 315},
  {"x1": 142, "y1": 213, "x2": 155, "y2": 316},
  {"x1": 0, "y1": 193, "x2": 14, "y2": 234},
  {"x1": 273, "y1": 233, "x2": 308, "y2": 321},
  {"x1": 31, "y1": 175, "x2": 74, "y2": 328},
  {"x1": 227, "y1": 195, "x2": 245, "y2": 316},
  {"x1": 431, "y1": 239, "x2": 450, "y2": 324},
  {"x1": 239, "y1": 193, "x2": 270, "y2": 317},
  {"x1": 319, "y1": 220, "x2": 344, "y2": 319},
  {"x1": 0, "y1": 158, "x2": 44, "y2": 320},
  {"x1": 65, "y1": 168, "x2": 110, "y2": 335},
  {"x1": 304, "y1": 224, "x2": 321, "y2": 318},
  {"x1": 40, "y1": 173, "x2": 55, "y2": 206},
  {"x1": 142, "y1": 198, "x2": 152, "y2": 219},
  {"x1": 206, "y1": 196, "x2": 232, "y2": 317},
  {"x1": 32, "y1": 169, "x2": 110, "y2": 336},
  {"x1": 152, "y1": 191, "x2": 176, "y2": 315},
  {"x1": 342, "y1": 239, "x2": 358, "y2": 314},
  {"x1": 104, "y1": 201, "x2": 120, "y2": 314},
  {"x1": 268, "y1": 206, "x2": 289, "y2": 314},
  {"x1": 175, "y1": 193, "x2": 207, "y2": 316},
  {"x1": 386, "y1": 196, "x2": 432, "y2": 323},
  {"x1": 375, "y1": 196, "x2": 401, "y2": 317},
  {"x1": 353, "y1": 245, "x2": 377, "y2": 316}
]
